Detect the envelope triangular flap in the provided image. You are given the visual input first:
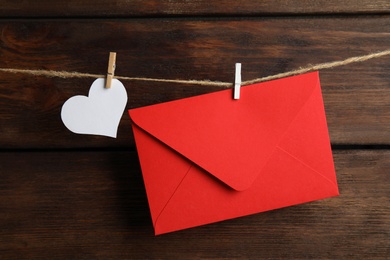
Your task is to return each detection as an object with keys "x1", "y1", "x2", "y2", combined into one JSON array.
[{"x1": 130, "y1": 72, "x2": 319, "y2": 191}]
